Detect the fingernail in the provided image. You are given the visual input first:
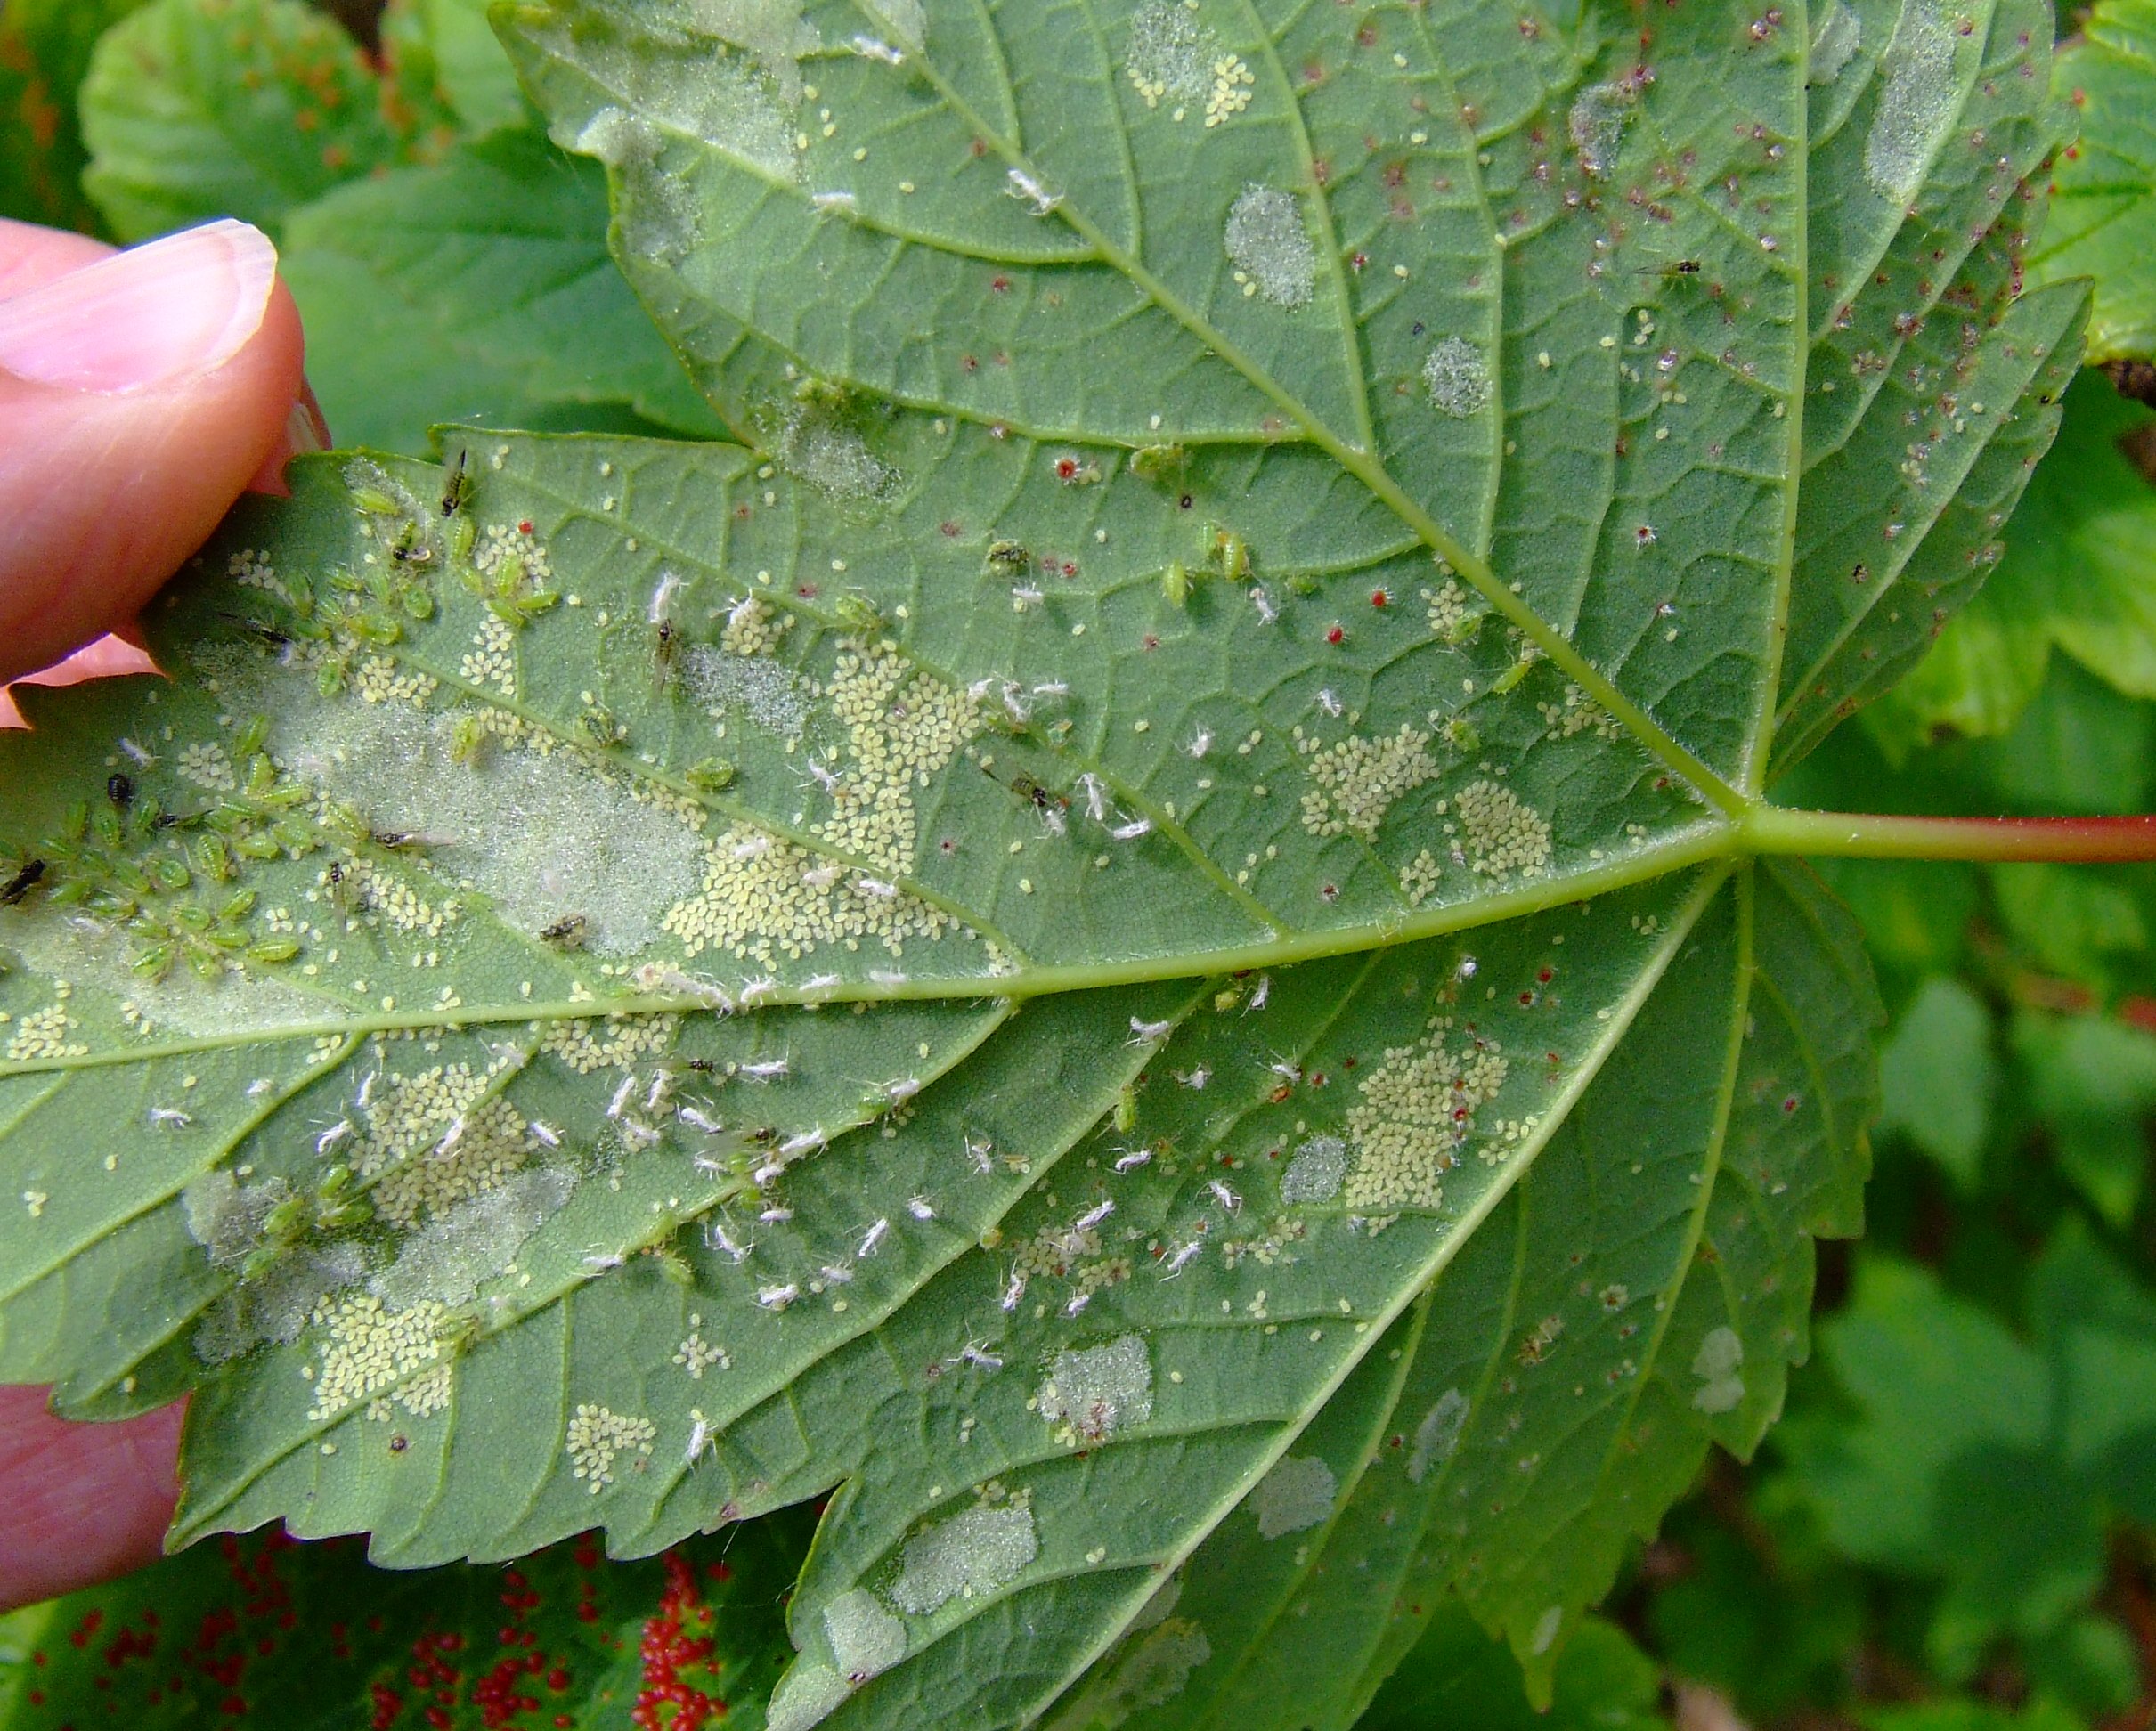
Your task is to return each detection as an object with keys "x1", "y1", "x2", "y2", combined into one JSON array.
[{"x1": 0, "y1": 219, "x2": 278, "y2": 394}]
